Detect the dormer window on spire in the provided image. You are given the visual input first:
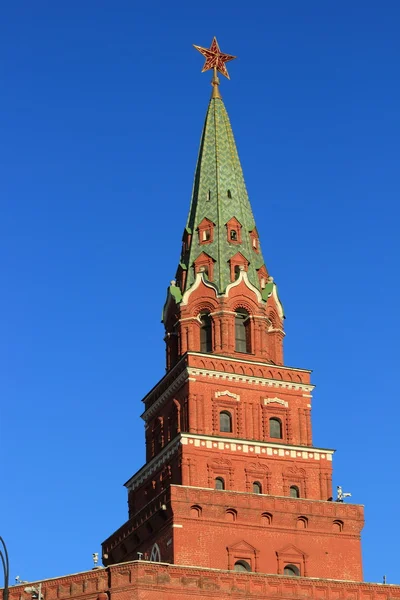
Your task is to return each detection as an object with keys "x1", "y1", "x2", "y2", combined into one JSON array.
[
  {"x1": 229, "y1": 252, "x2": 249, "y2": 282},
  {"x1": 194, "y1": 251, "x2": 215, "y2": 281},
  {"x1": 250, "y1": 228, "x2": 260, "y2": 253},
  {"x1": 197, "y1": 218, "x2": 215, "y2": 245},
  {"x1": 226, "y1": 217, "x2": 242, "y2": 244}
]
